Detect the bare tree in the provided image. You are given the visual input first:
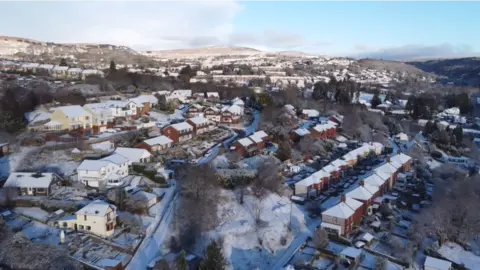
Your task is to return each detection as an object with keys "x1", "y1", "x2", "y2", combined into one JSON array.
[
  {"x1": 176, "y1": 164, "x2": 220, "y2": 250},
  {"x1": 313, "y1": 227, "x2": 329, "y2": 249},
  {"x1": 255, "y1": 157, "x2": 282, "y2": 194}
]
